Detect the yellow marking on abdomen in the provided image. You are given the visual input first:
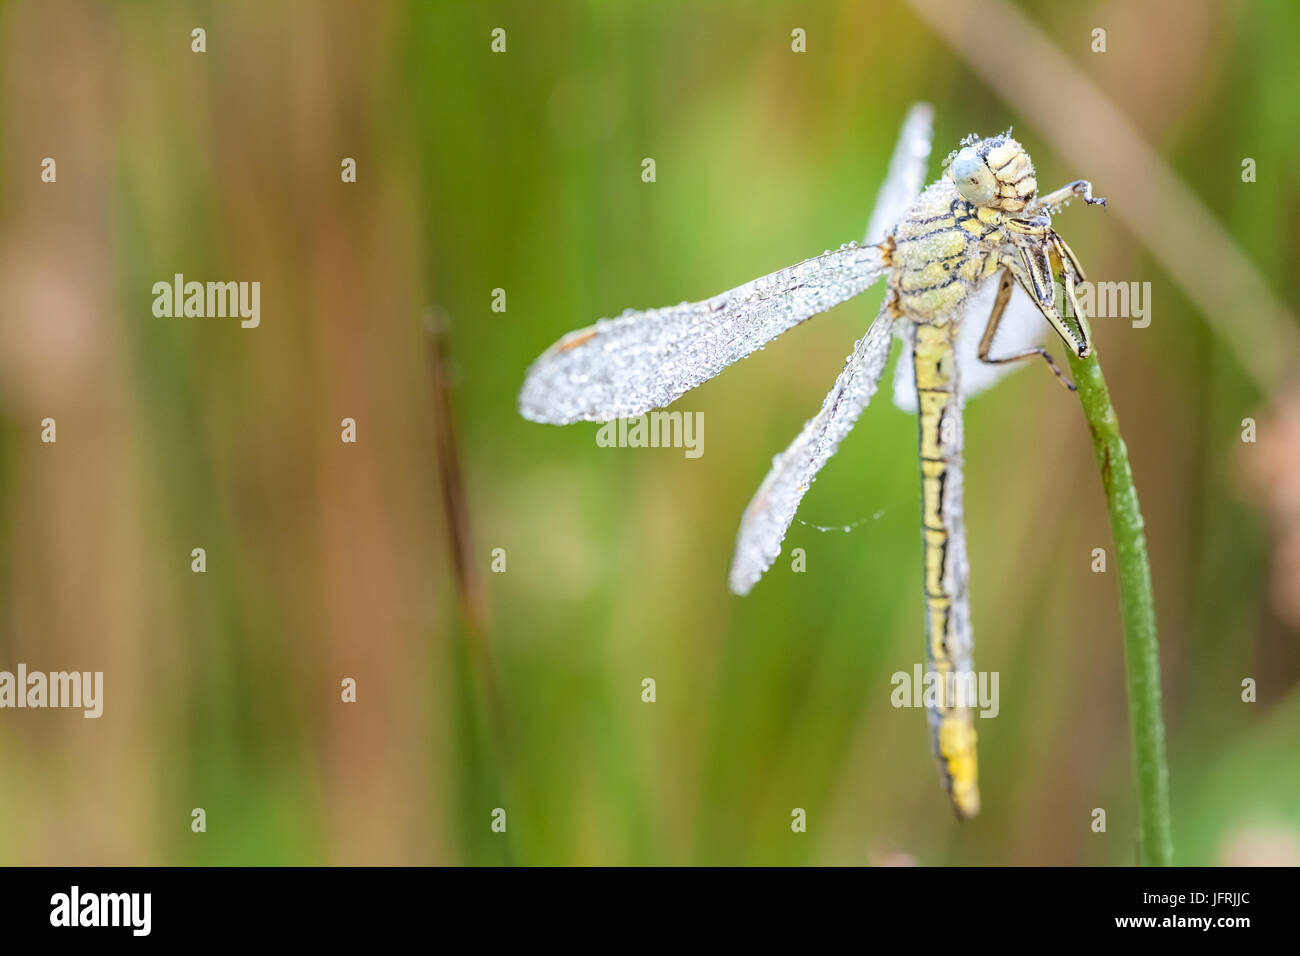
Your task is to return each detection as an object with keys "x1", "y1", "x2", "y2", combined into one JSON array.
[
  {"x1": 939, "y1": 717, "x2": 980, "y2": 819},
  {"x1": 921, "y1": 459, "x2": 946, "y2": 531}
]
